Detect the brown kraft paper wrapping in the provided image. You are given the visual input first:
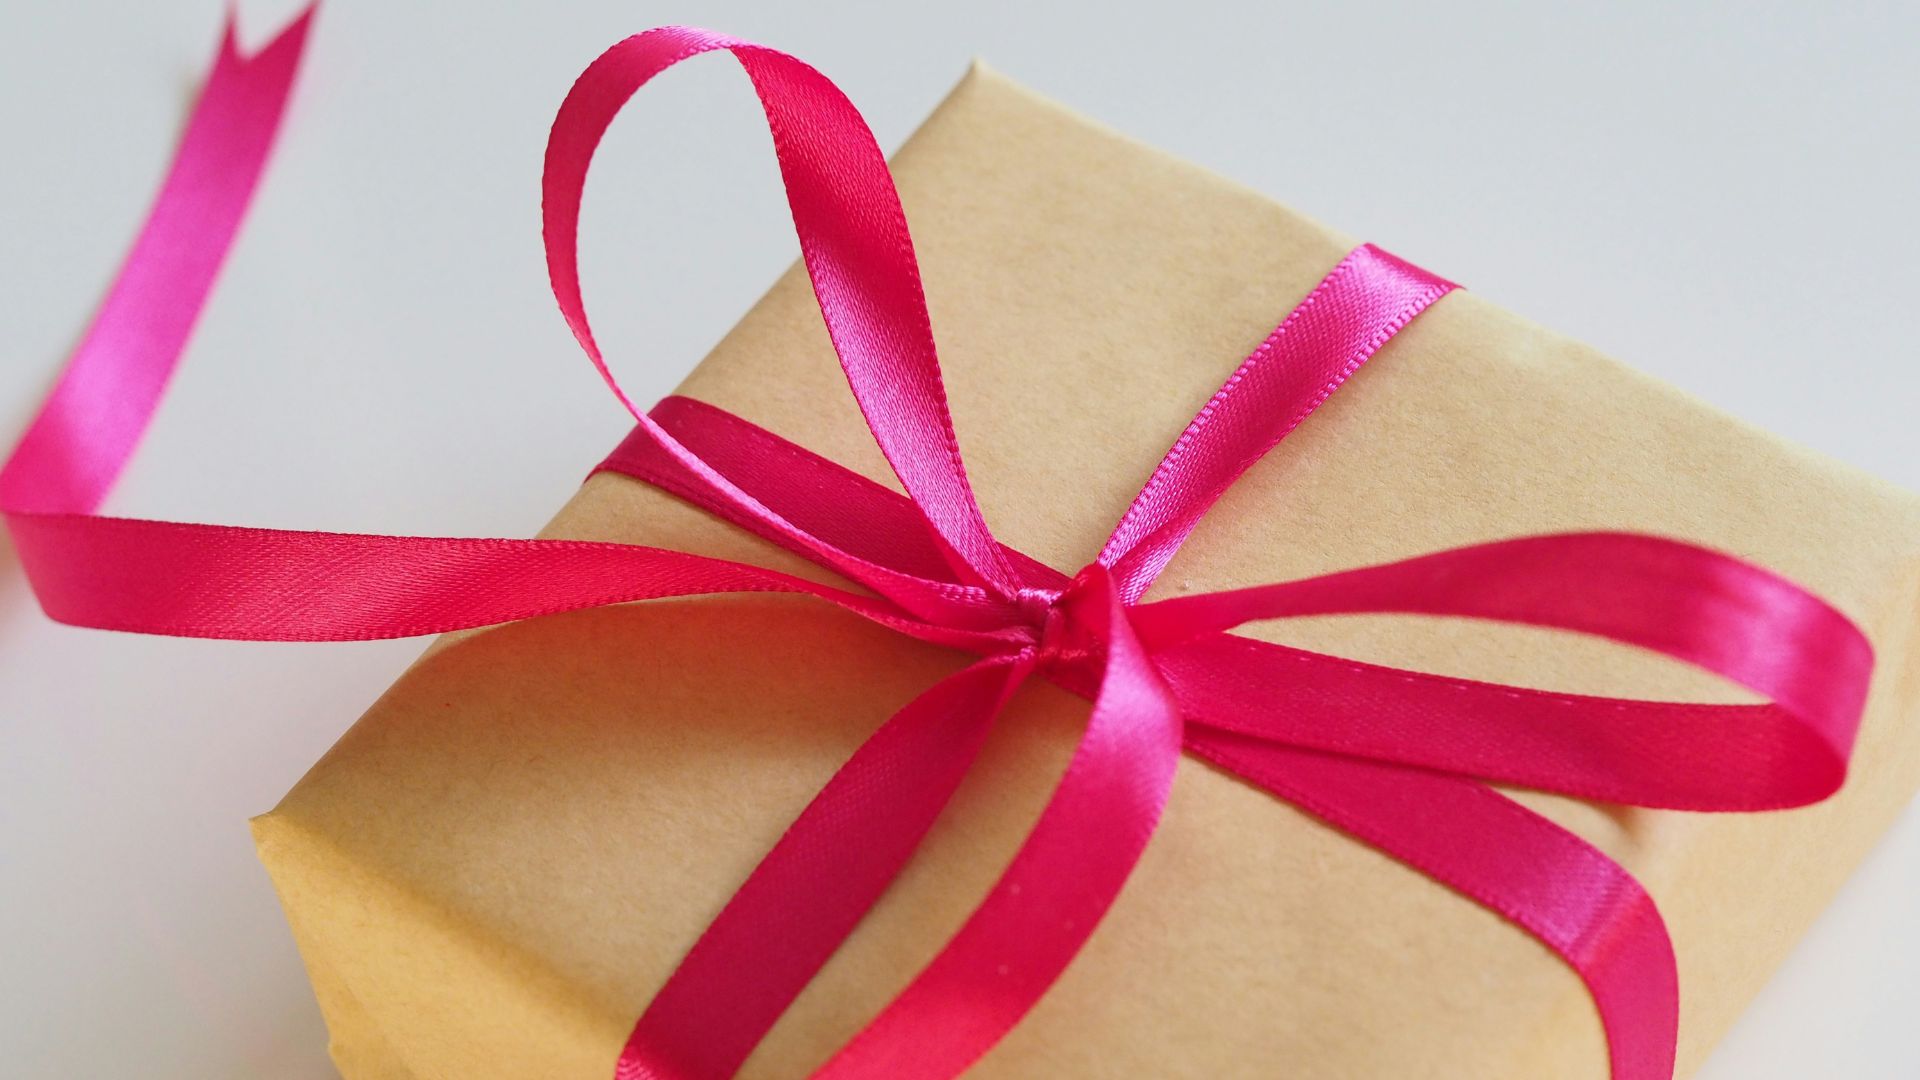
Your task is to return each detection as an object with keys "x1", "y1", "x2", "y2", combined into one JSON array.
[{"x1": 251, "y1": 61, "x2": 1920, "y2": 1079}]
